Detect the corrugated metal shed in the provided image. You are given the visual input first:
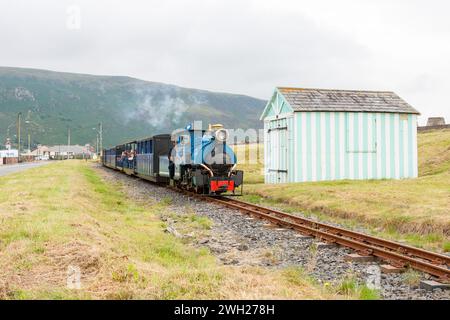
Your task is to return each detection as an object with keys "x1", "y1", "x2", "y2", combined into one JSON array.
[{"x1": 277, "y1": 87, "x2": 420, "y2": 114}]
